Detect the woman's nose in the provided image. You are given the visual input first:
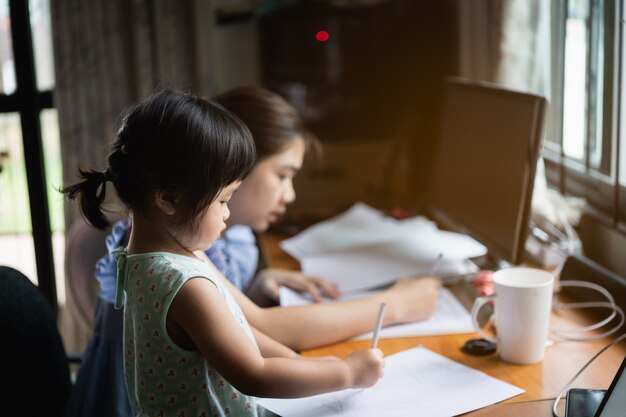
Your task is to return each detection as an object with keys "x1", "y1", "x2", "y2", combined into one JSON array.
[{"x1": 283, "y1": 180, "x2": 296, "y2": 204}]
